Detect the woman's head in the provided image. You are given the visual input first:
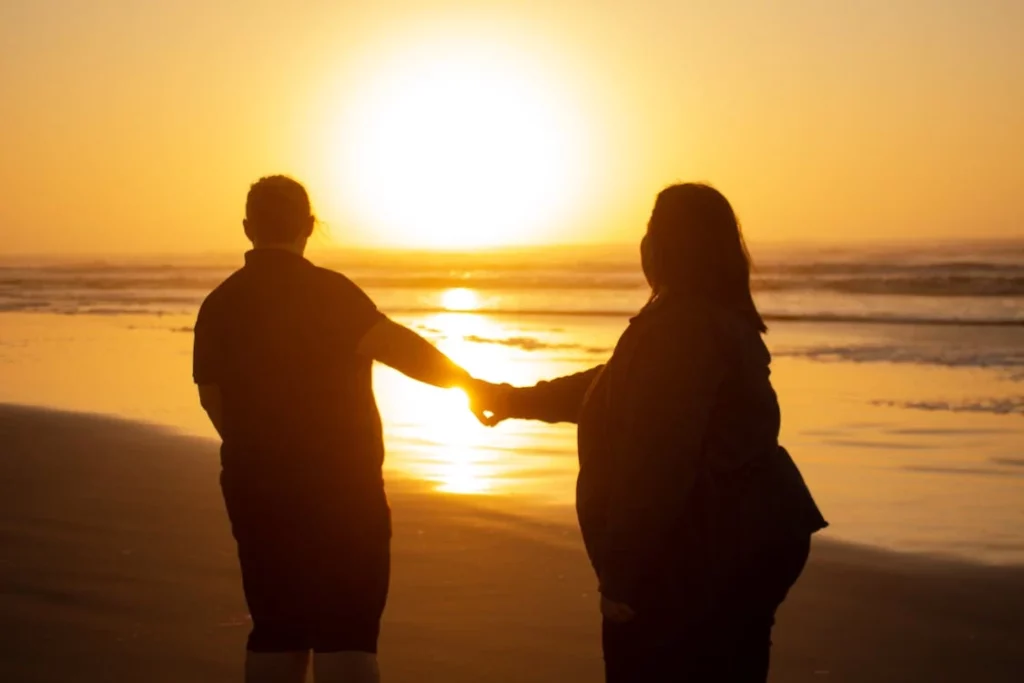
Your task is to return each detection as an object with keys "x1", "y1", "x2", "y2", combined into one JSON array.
[
  {"x1": 243, "y1": 175, "x2": 315, "y2": 248},
  {"x1": 641, "y1": 183, "x2": 766, "y2": 332}
]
